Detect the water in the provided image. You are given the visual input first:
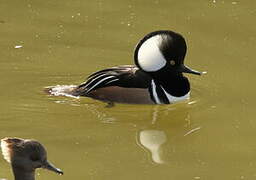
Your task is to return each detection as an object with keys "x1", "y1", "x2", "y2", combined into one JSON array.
[{"x1": 1, "y1": 0, "x2": 256, "y2": 179}]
